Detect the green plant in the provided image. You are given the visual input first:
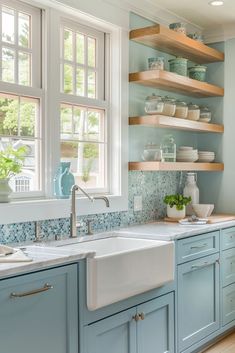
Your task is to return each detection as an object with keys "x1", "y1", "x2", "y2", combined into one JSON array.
[
  {"x1": 163, "y1": 193, "x2": 191, "y2": 211},
  {"x1": 0, "y1": 146, "x2": 27, "y2": 179}
]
